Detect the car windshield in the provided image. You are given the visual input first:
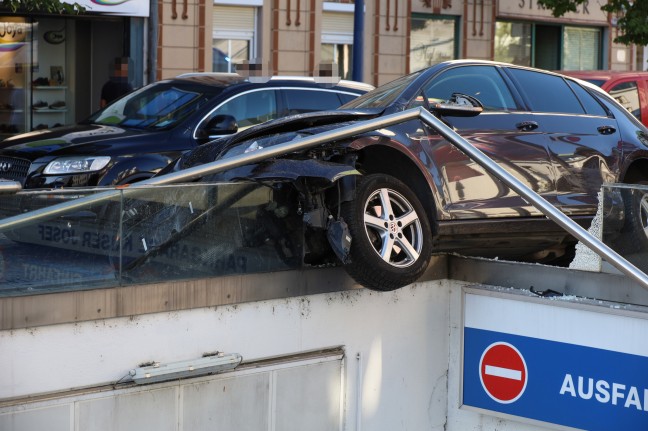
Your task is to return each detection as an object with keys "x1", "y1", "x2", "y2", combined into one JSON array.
[
  {"x1": 341, "y1": 71, "x2": 422, "y2": 109},
  {"x1": 87, "y1": 81, "x2": 221, "y2": 130}
]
